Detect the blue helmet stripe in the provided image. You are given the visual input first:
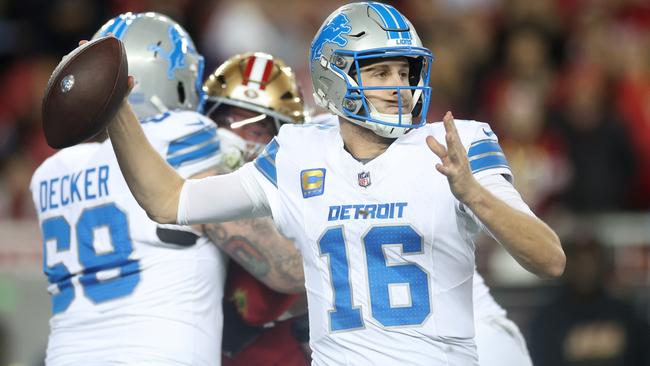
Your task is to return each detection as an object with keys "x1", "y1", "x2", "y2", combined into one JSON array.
[
  {"x1": 368, "y1": 3, "x2": 400, "y2": 40},
  {"x1": 100, "y1": 14, "x2": 133, "y2": 39},
  {"x1": 383, "y1": 4, "x2": 411, "y2": 39},
  {"x1": 112, "y1": 16, "x2": 131, "y2": 39},
  {"x1": 99, "y1": 16, "x2": 124, "y2": 37}
]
